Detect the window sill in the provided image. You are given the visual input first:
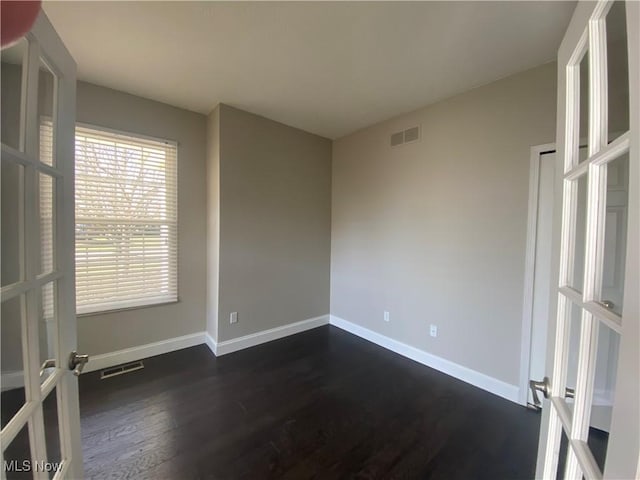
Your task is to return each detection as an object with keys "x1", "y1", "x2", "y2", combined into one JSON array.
[{"x1": 77, "y1": 299, "x2": 180, "y2": 318}]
